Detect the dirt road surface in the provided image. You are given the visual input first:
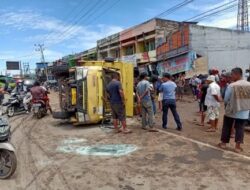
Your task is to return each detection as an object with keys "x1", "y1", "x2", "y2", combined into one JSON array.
[{"x1": 1, "y1": 92, "x2": 250, "y2": 190}]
